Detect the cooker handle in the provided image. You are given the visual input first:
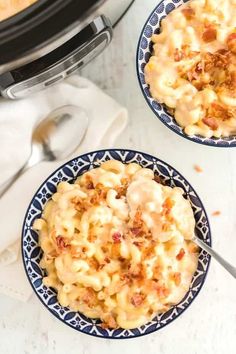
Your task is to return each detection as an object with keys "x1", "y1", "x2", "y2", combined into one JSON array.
[{"x1": 0, "y1": 15, "x2": 113, "y2": 99}]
